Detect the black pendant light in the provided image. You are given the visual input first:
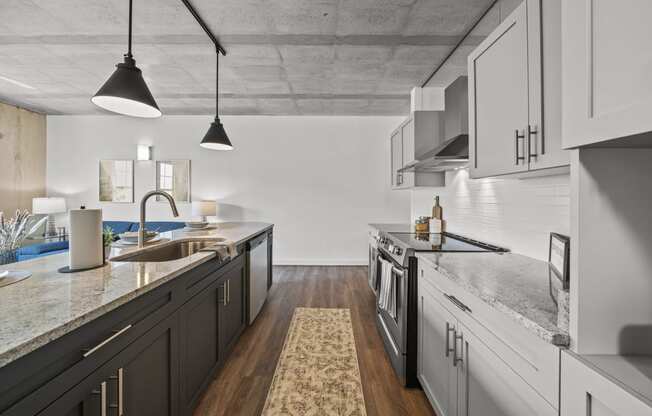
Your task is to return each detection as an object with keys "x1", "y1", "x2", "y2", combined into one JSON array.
[
  {"x1": 200, "y1": 52, "x2": 233, "y2": 150},
  {"x1": 91, "y1": 0, "x2": 161, "y2": 118}
]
